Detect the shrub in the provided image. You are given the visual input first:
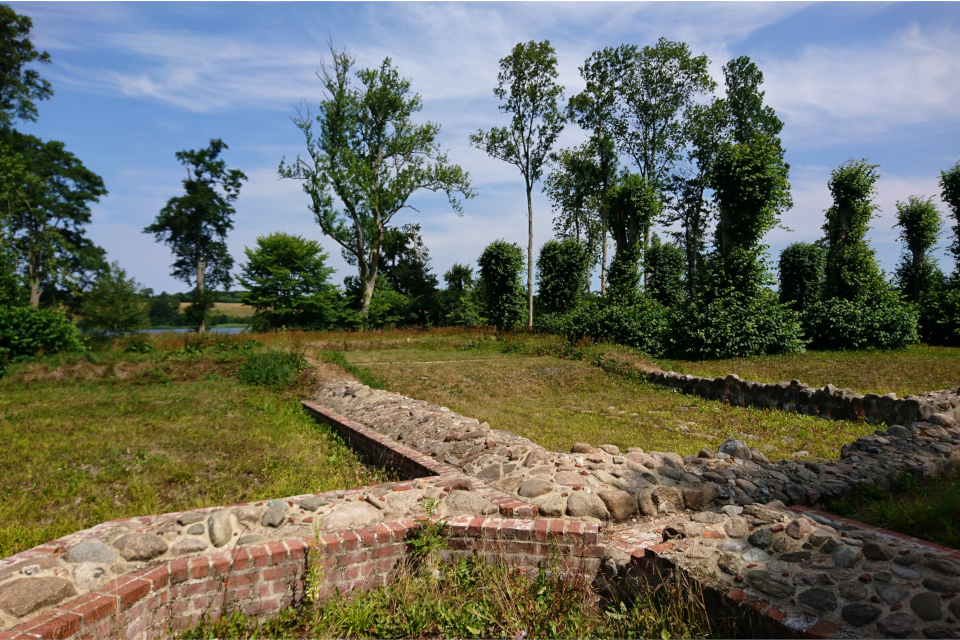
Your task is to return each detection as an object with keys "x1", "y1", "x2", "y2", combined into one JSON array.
[
  {"x1": 778, "y1": 242, "x2": 824, "y2": 314},
  {"x1": 605, "y1": 242, "x2": 642, "y2": 307},
  {"x1": 645, "y1": 235, "x2": 685, "y2": 307},
  {"x1": 667, "y1": 288, "x2": 805, "y2": 360},
  {"x1": 536, "y1": 238, "x2": 588, "y2": 314},
  {"x1": 917, "y1": 284, "x2": 960, "y2": 346},
  {"x1": 804, "y1": 291, "x2": 918, "y2": 351},
  {"x1": 77, "y1": 262, "x2": 150, "y2": 337},
  {"x1": 537, "y1": 297, "x2": 669, "y2": 356},
  {"x1": 238, "y1": 350, "x2": 307, "y2": 390},
  {"x1": 0, "y1": 306, "x2": 83, "y2": 370},
  {"x1": 477, "y1": 240, "x2": 525, "y2": 331}
]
